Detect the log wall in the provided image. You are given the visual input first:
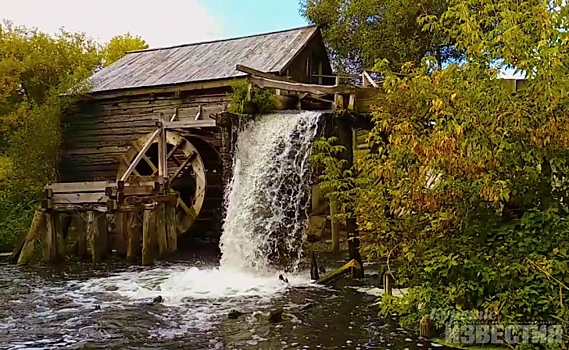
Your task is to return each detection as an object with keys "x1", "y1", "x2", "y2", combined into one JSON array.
[{"x1": 60, "y1": 87, "x2": 231, "y2": 182}]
